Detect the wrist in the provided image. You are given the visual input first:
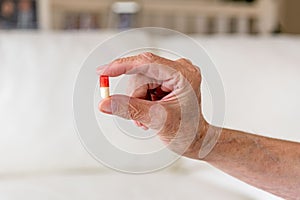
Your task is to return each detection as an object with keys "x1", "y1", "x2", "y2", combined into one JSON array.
[{"x1": 184, "y1": 117, "x2": 210, "y2": 160}]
